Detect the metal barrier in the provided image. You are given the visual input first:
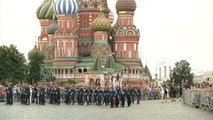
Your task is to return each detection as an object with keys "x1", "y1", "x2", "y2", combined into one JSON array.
[{"x1": 183, "y1": 90, "x2": 213, "y2": 111}]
